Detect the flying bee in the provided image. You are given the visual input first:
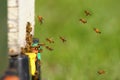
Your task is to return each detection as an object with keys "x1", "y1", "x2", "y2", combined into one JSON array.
[
  {"x1": 38, "y1": 43, "x2": 46, "y2": 46},
  {"x1": 84, "y1": 10, "x2": 91, "y2": 16},
  {"x1": 46, "y1": 38, "x2": 54, "y2": 43},
  {"x1": 45, "y1": 46, "x2": 53, "y2": 51},
  {"x1": 60, "y1": 36, "x2": 66, "y2": 43},
  {"x1": 79, "y1": 19, "x2": 87, "y2": 24},
  {"x1": 37, "y1": 43, "x2": 46, "y2": 48},
  {"x1": 93, "y1": 28, "x2": 101, "y2": 34},
  {"x1": 38, "y1": 16, "x2": 44, "y2": 24},
  {"x1": 97, "y1": 70, "x2": 105, "y2": 75}
]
